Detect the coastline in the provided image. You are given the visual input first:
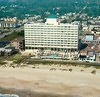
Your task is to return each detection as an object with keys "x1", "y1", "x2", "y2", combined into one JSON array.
[{"x1": 0, "y1": 87, "x2": 73, "y2": 97}]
